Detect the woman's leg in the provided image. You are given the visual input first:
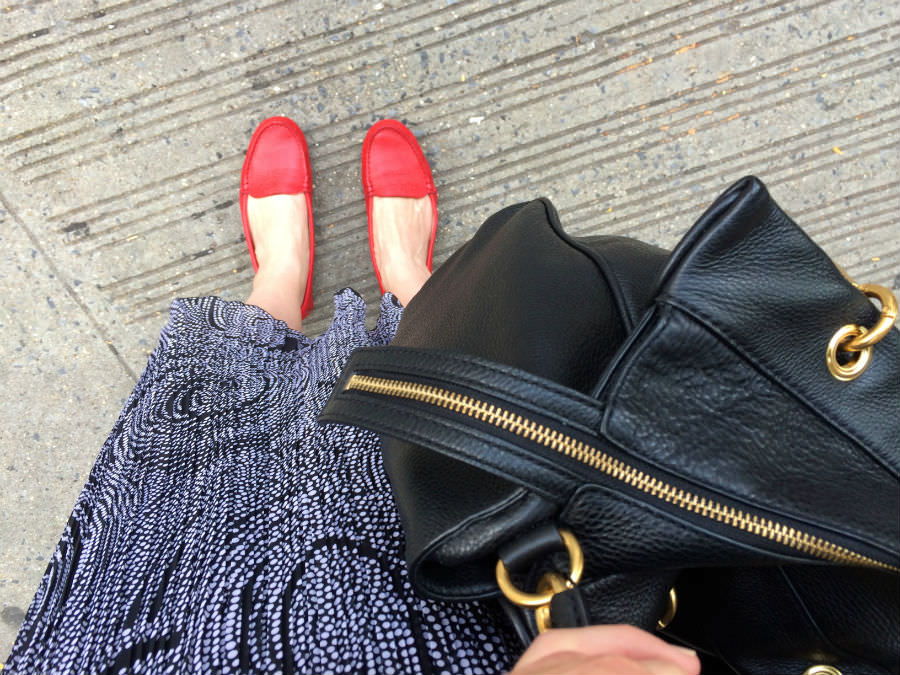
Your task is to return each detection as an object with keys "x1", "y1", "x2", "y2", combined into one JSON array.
[
  {"x1": 370, "y1": 195, "x2": 433, "y2": 307},
  {"x1": 245, "y1": 193, "x2": 309, "y2": 332}
]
